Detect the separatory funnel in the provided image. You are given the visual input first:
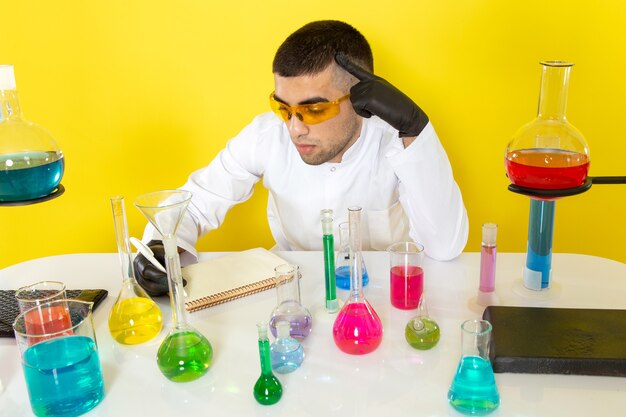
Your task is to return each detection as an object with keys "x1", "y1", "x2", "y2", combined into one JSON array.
[
  {"x1": 135, "y1": 190, "x2": 212, "y2": 382},
  {"x1": 332, "y1": 206, "x2": 383, "y2": 355},
  {"x1": 108, "y1": 196, "x2": 162, "y2": 344}
]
